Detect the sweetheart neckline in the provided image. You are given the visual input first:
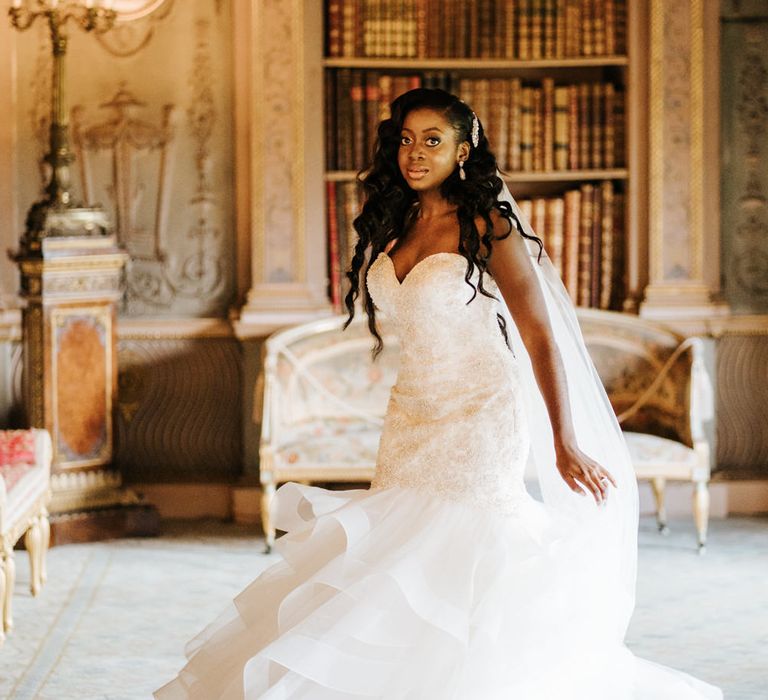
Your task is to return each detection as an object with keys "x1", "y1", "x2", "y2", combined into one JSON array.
[{"x1": 377, "y1": 251, "x2": 466, "y2": 287}]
